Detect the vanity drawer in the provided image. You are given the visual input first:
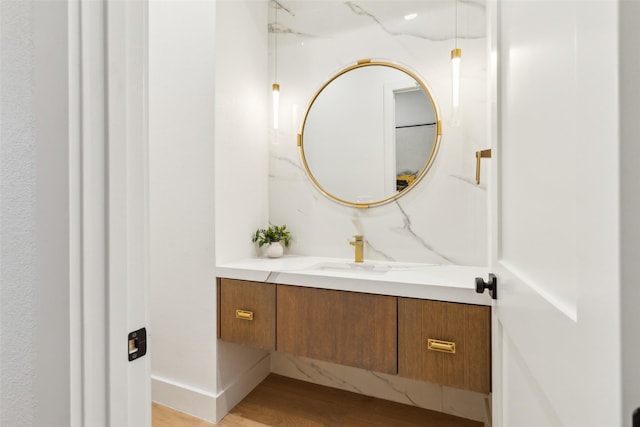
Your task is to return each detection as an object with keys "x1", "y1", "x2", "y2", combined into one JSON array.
[
  {"x1": 398, "y1": 298, "x2": 490, "y2": 393},
  {"x1": 276, "y1": 285, "x2": 397, "y2": 374},
  {"x1": 218, "y1": 278, "x2": 276, "y2": 351}
]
